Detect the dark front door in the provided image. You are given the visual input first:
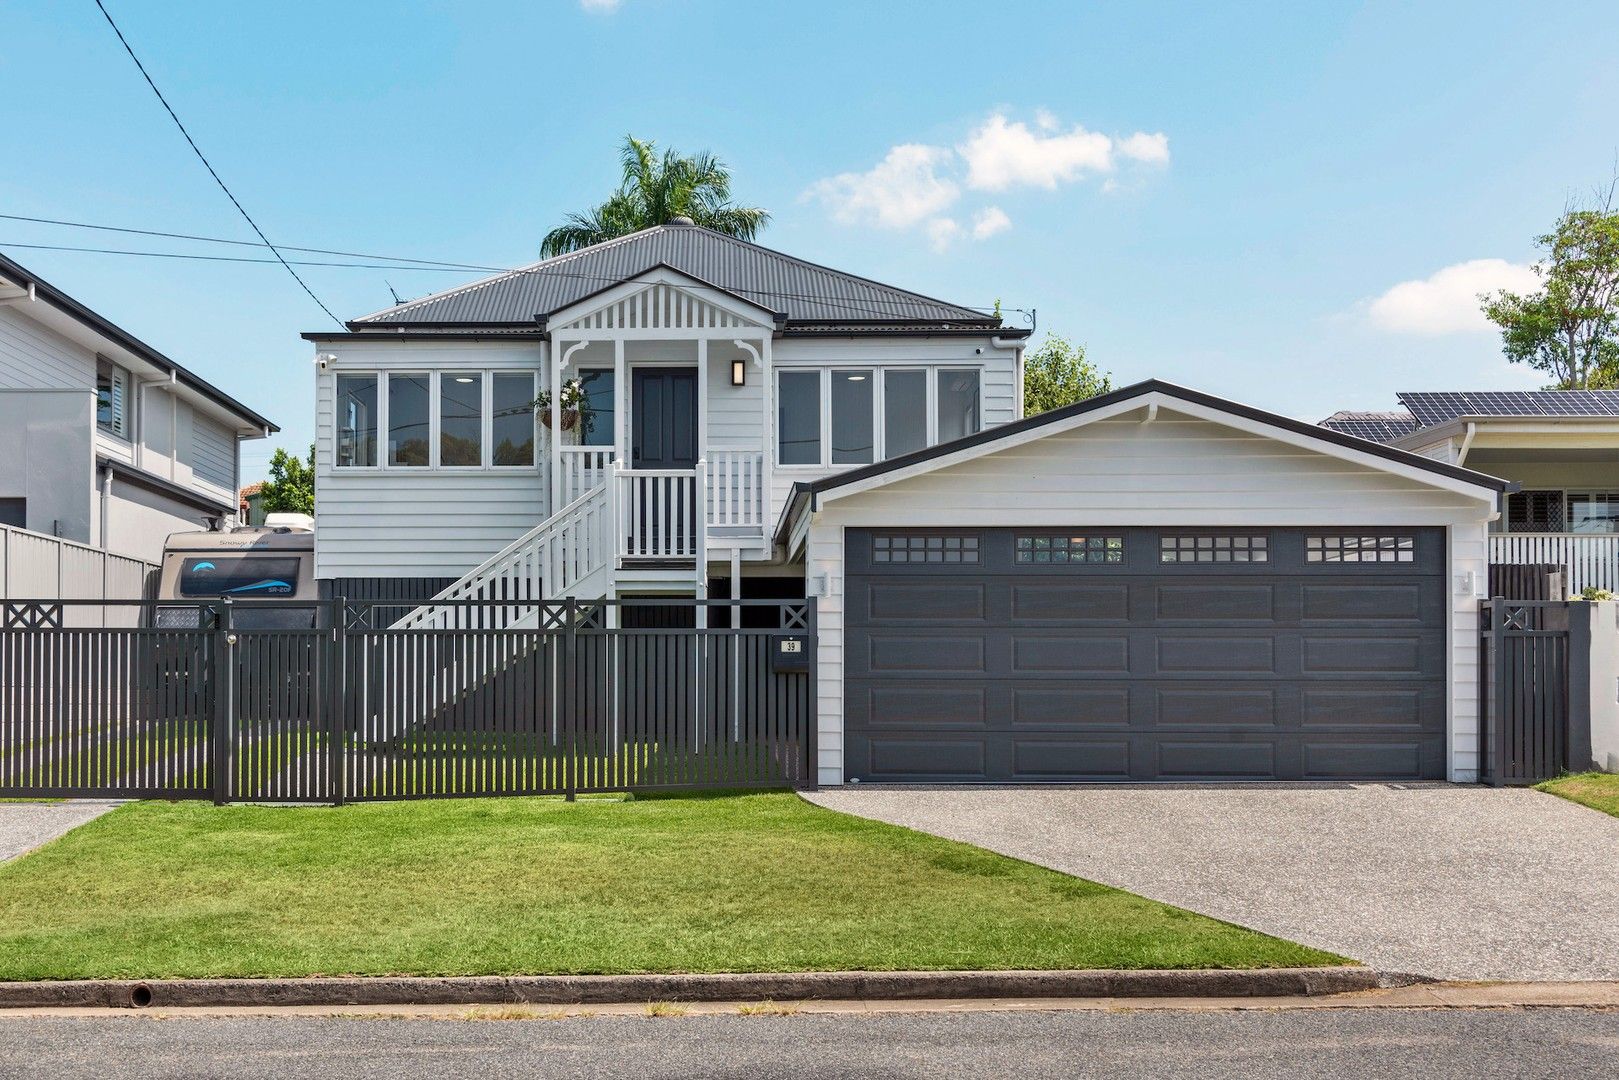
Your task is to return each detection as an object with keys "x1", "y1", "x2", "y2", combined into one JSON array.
[
  {"x1": 842, "y1": 527, "x2": 1449, "y2": 783},
  {"x1": 631, "y1": 367, "x2": 699, "y2": 469},
  {"x1": 629, "y1": 367, "x2": 699, "y2": 556}
]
